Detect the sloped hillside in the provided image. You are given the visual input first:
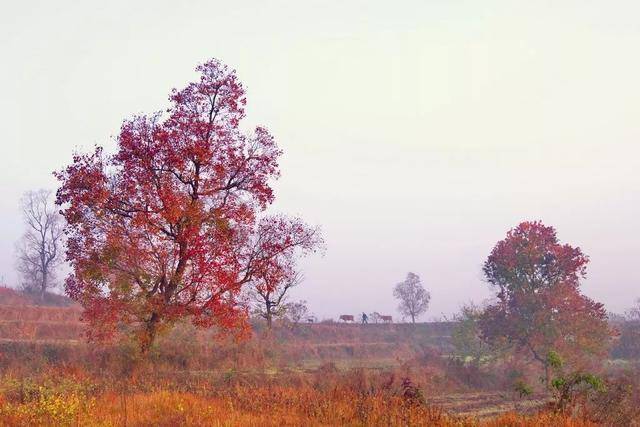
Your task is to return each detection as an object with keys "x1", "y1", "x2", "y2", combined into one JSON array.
[{"x1": 0, "y1": 288, "x2": 83, "y2": 341}]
